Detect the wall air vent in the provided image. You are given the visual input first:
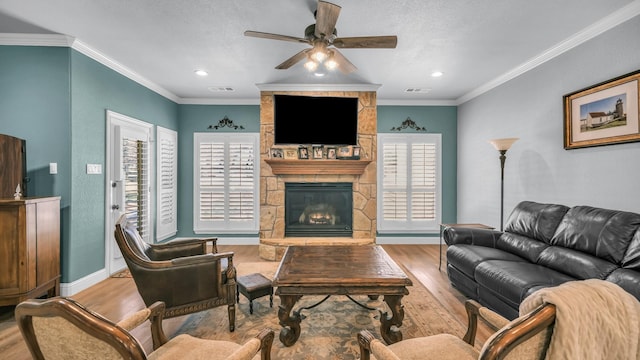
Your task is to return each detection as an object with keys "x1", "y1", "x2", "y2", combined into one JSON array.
[{"x1": 404, "y1": 88, "x2": 431, "y2": 93}]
